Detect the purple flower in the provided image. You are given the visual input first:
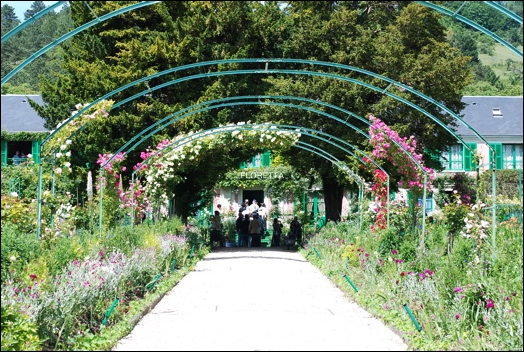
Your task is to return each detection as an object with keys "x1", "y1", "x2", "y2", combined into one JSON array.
[
  {"x1": 391, "y1": 249, "x2": 398, "y2": 255},
  {"x1": 485, "y1": 299, "x2": 494, "y2": 309},
  {"x1": 453, "y1": 287, "x2": 463, "y2": 293},
  {"x1": 455, "y1": 313, "x2": 461, "y2": 319}
]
